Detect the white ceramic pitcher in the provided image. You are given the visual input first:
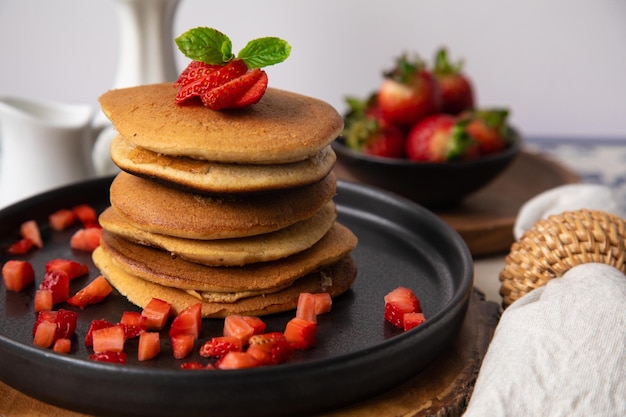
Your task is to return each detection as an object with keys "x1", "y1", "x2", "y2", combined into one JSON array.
[{"x1": 0, "y1": 97, "x2": 104, "y2": 209}]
